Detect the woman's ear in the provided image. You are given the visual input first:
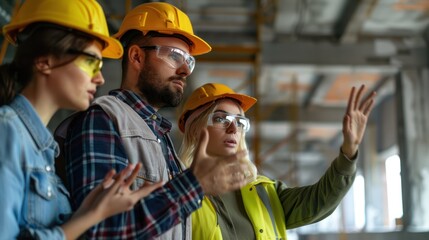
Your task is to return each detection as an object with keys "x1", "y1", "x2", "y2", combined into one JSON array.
[{"x1": 34, "y1": 56, "x2": 52, "y2": 74}]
